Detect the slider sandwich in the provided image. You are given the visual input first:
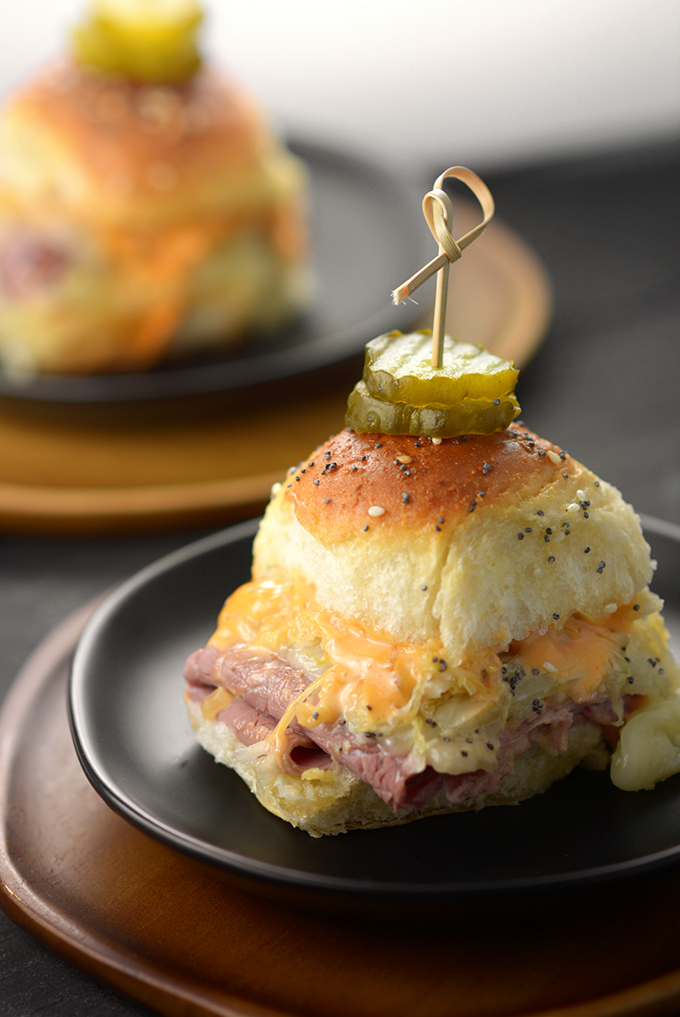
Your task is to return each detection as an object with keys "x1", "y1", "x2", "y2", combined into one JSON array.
[
  {"x1": 0, "y1": 0, "x2": 308, "y2": 375},
  {"x1": 184, "y1": 333, "x2": 680, "y2": 837}
]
